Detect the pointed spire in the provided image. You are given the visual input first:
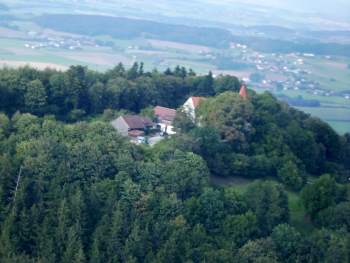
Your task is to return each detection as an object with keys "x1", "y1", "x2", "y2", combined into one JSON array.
[{"x1": 239, "y1": 84, "x2": 248, "y2": 99}]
